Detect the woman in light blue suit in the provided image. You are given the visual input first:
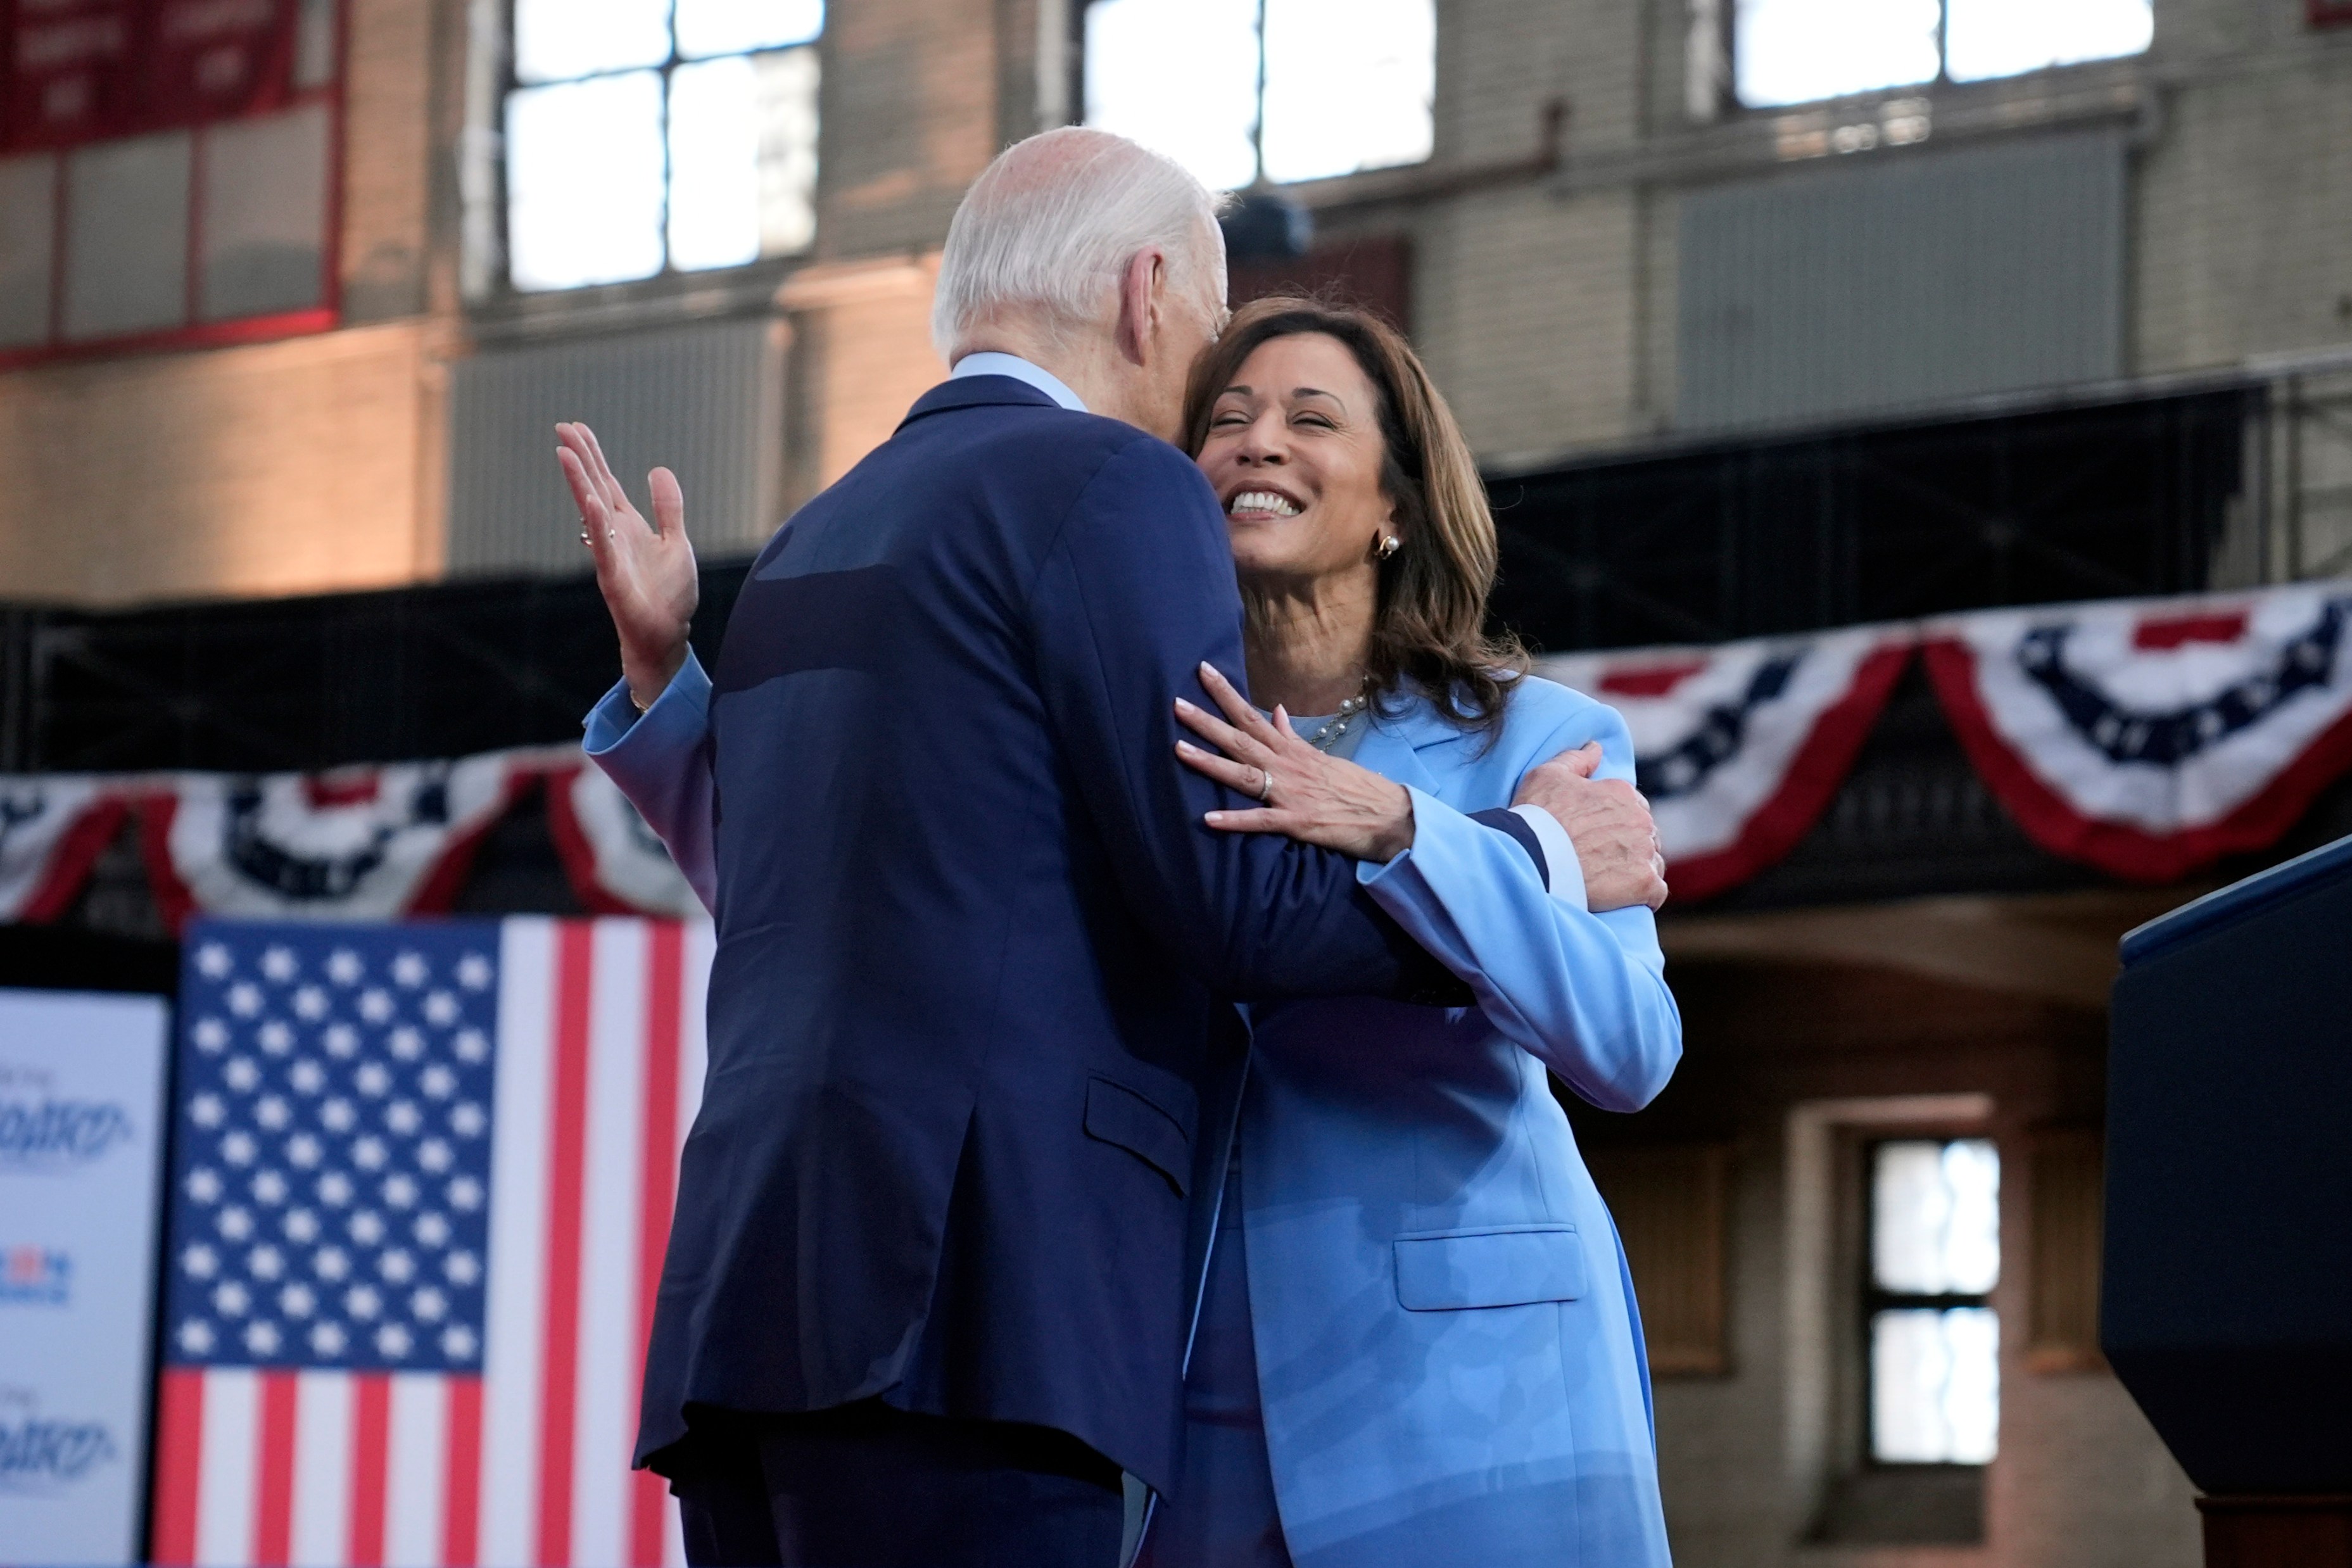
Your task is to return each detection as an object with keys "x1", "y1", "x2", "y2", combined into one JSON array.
[
  {"x1": 1139, "y1": 298, "x2": 1679, "y2": 1567},
  {"x1": 570, "y1": 294, "x2": 1680, "y2": 1565}
]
